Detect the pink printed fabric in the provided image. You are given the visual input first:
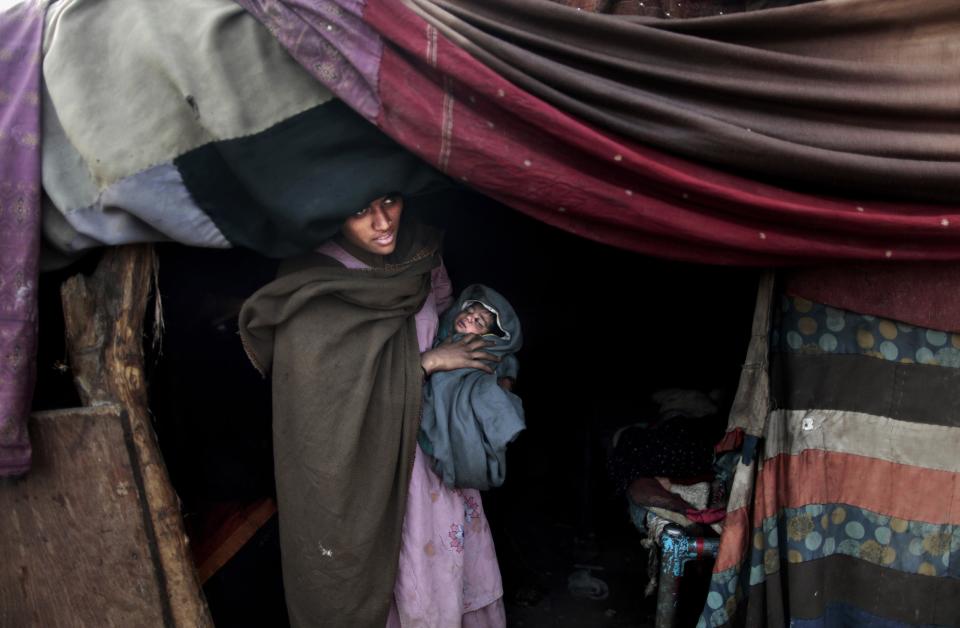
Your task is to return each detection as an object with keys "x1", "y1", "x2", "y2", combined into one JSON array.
[
  {"x1": 317, "y1": 240, "x2": 506, "y2": 627},
  {"x1": 0, "y1": 2, "x2": 42, "y2": 477}
]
